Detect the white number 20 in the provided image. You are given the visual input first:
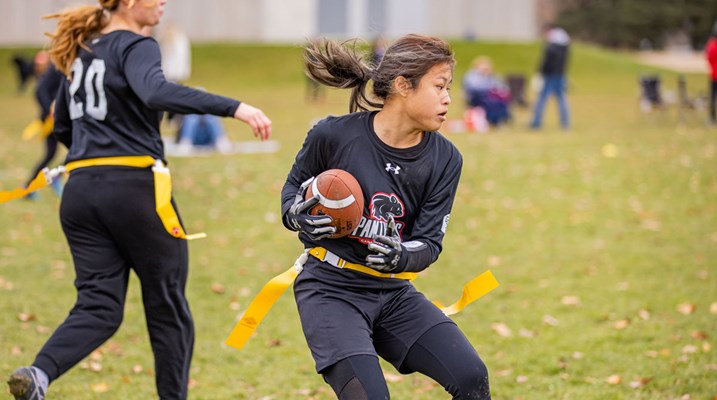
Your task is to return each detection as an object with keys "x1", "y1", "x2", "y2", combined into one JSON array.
[{"x1": 69, "y1": 58, "x2": 108, "y2": 121}]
